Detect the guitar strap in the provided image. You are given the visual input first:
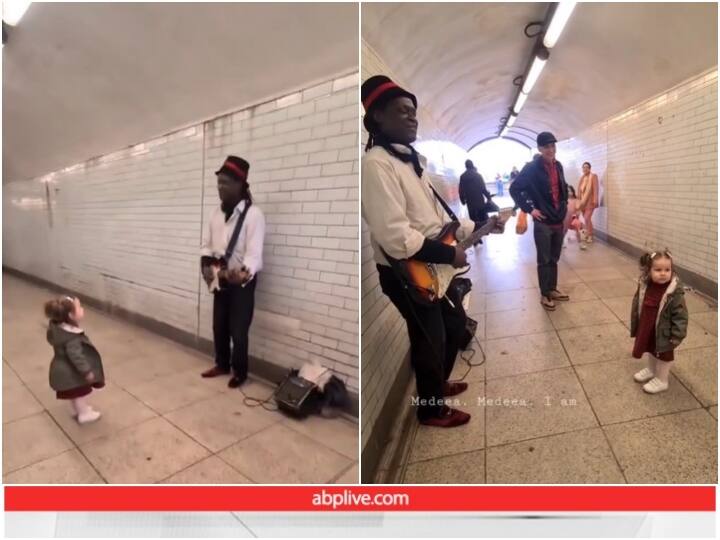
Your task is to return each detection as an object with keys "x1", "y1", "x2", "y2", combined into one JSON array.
[
  {"x1": 425, "y1": 181, "x2": 459, "y2": 222},
  {"x1": 224, "y1": 201, "x2": 252, "y2": 263}
]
